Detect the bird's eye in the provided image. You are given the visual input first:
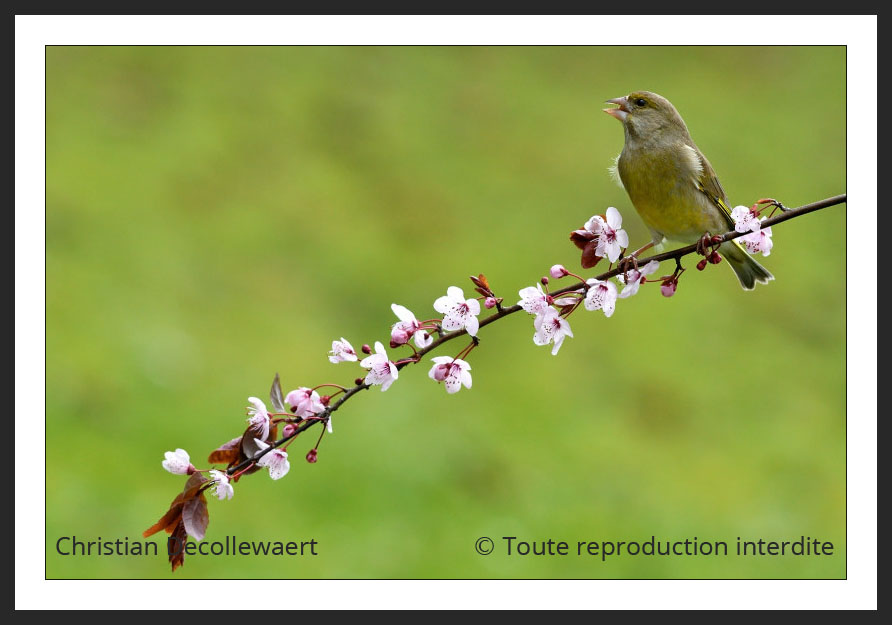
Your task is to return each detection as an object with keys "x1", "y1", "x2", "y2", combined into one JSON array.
[{"x1": 635, "y1": 98, "x2": 647, "y2": 107}]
